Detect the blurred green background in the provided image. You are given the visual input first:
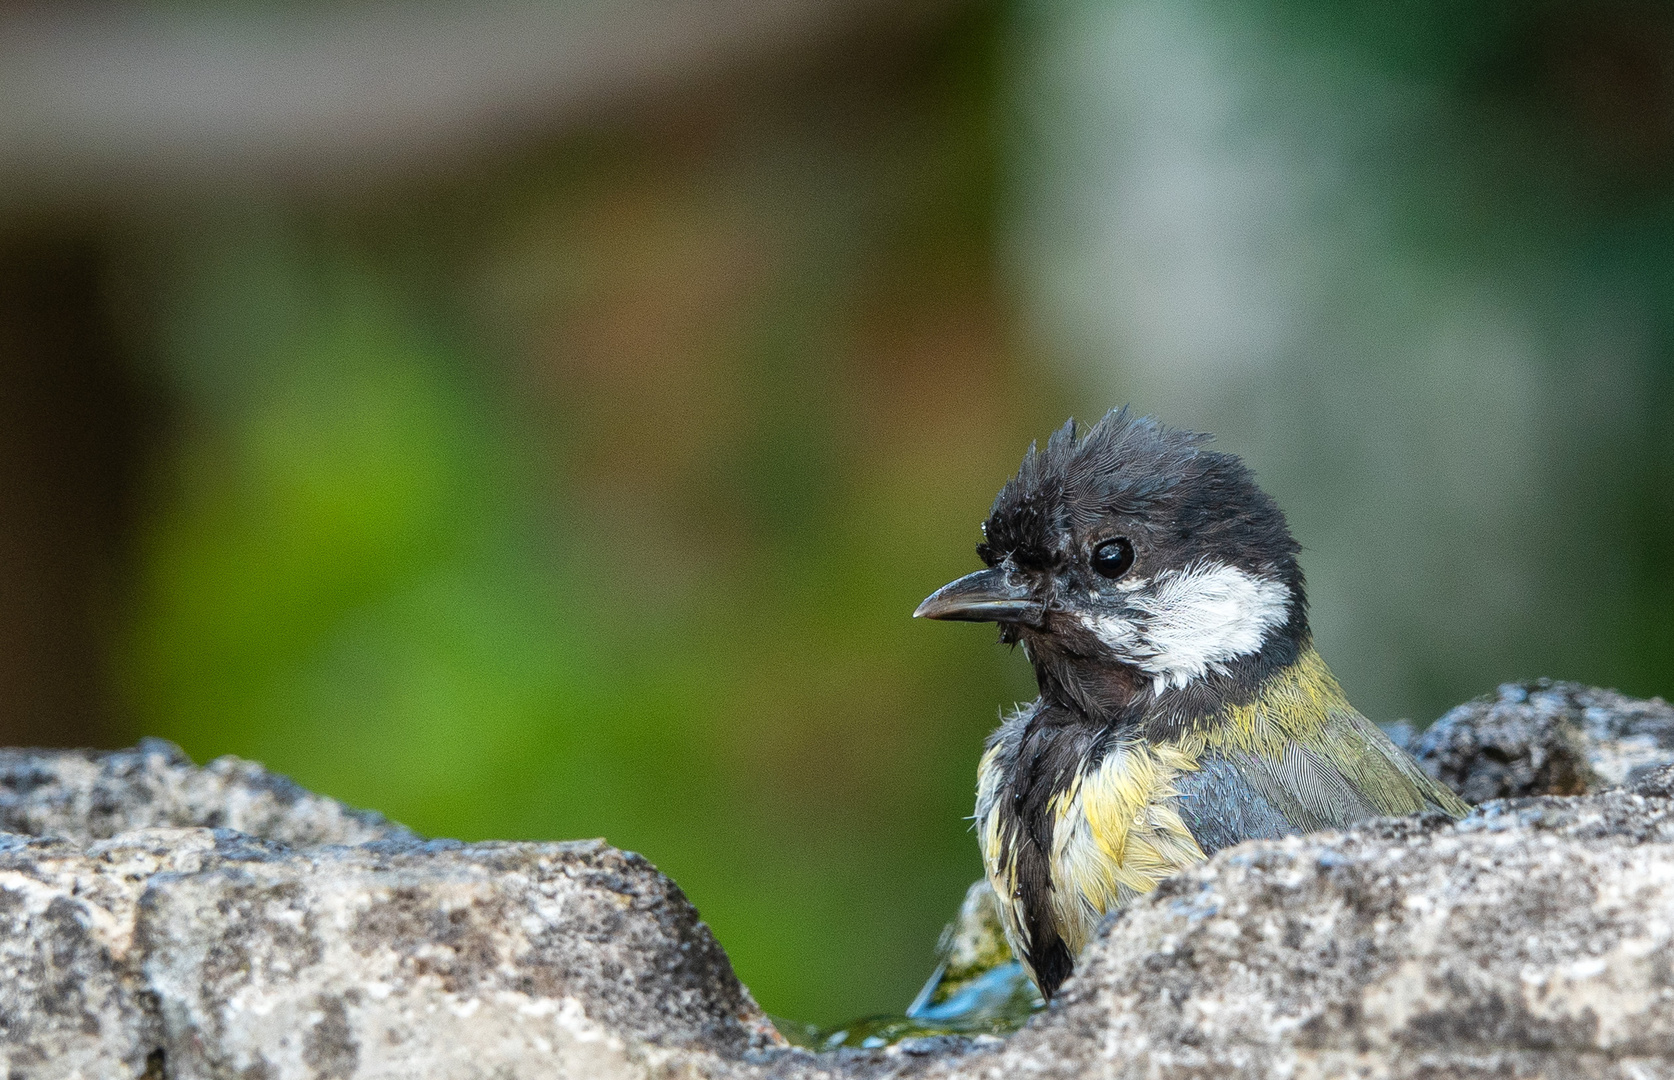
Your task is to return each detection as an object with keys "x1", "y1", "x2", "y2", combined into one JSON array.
[{"x1": 0, "y1": 0, "x2": 1669, "y2": 1025}]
